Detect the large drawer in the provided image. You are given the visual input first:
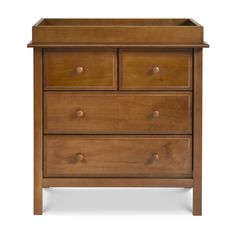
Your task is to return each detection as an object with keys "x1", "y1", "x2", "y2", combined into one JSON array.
[
  {"x1": 44, "y1": 92, "x2": 192, "y2": 134},
  {"x1": 43, "y1": 48, "x2": 117, "y2": 90},
  {"x1": 44, "y1": 135, "x2": 192, "y2": 178},
  {"x1": 119, "y1": 49, "x2": 192, "y2": 90}
]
